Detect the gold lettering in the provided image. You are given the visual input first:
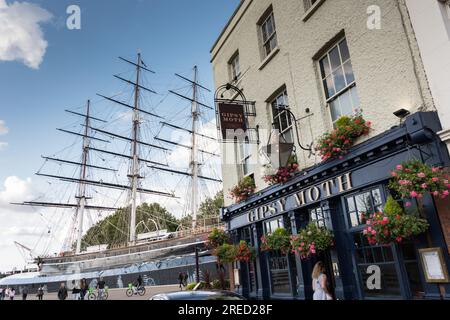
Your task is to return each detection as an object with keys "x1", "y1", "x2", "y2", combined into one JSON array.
[
  {"x1": 308, "y1": 186, "x2": 321, "y2": 202},
  {"x1": 337, "y1": 172, "x2": 353, "y2": 193},
  {"x1": 294, "y1": 191, "x2": 306, "y2": 206},
  {"x1": 277, "y1": 199, "x2": 286, "y2": 212},
  {"x1": 321, "y1": 180, "x2": 335, "y2": 197}
]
